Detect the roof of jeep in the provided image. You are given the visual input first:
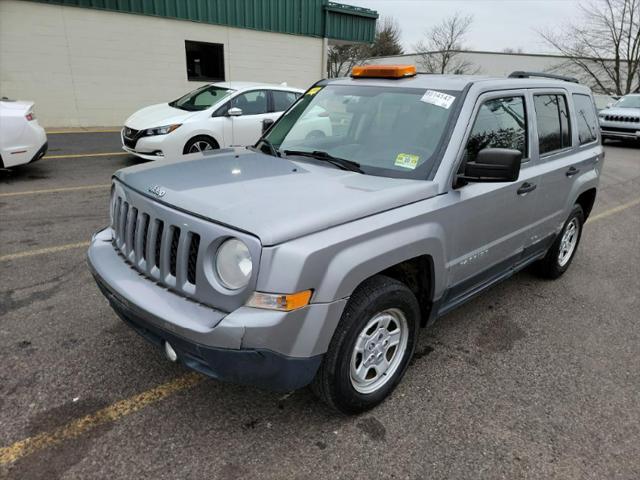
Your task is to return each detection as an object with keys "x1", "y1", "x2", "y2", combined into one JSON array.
[{"x1": 321, "y1": 74, "x2": 592, "y2": 94}]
